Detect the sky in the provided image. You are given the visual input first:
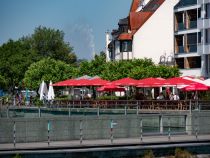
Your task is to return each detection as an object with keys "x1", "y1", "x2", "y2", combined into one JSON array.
[{"x1": 0, "y1": 0, "x2": 132, "y2": 60}]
